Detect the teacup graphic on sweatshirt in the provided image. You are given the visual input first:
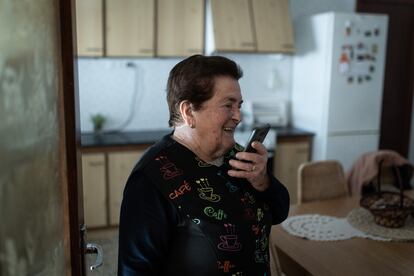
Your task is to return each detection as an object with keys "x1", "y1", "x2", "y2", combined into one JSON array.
[
  {"x1": 155, "y1": 156, "x2": 183, "y2": 180},
  {"x1": 218, "y1": 224, "x2": 242, "y2": 251},
  {"x1": 196, "y1": 178, "x2": 221, "y2": 202}
]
